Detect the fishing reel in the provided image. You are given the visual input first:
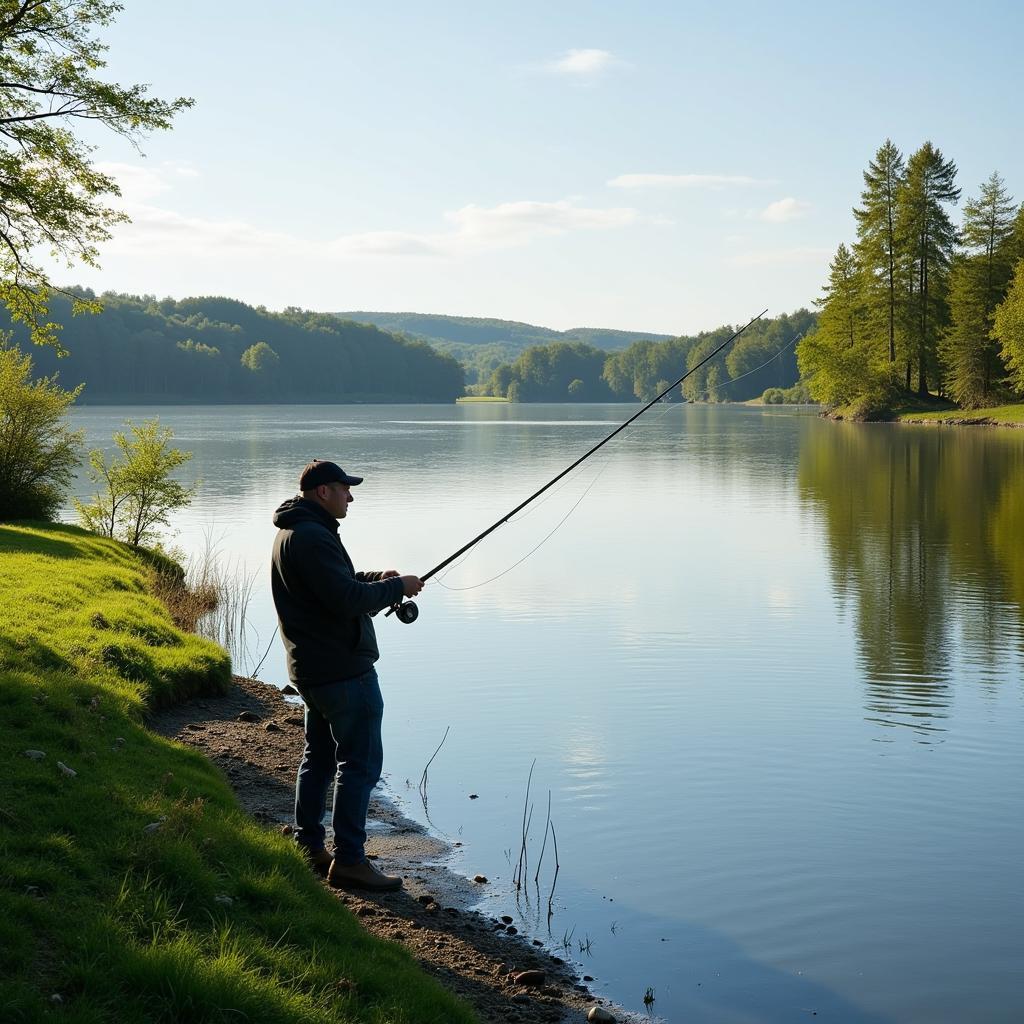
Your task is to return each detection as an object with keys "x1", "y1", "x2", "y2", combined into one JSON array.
[{"x1": 390, "y1": 599, "x2": 419, "y2": 624}]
